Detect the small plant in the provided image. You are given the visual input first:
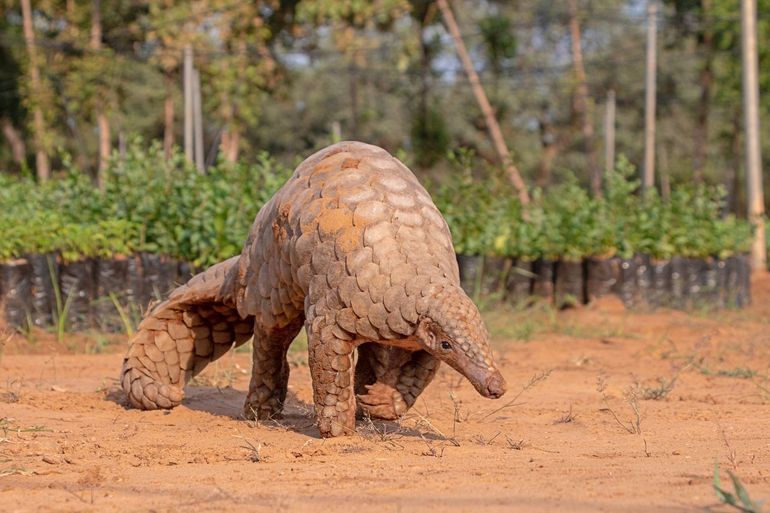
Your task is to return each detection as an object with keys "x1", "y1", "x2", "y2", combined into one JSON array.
[
  {"x1": 597, "y1": 377, "x2": 643, "y2": 435},
  {"x1": 504, "y1": 436, "x2": 527, "y2": 450},
  {"x1": 634, "y1": 374, "x2": 679, "y2": 401},
  {"x1": 109, "y1": 292, "x2": 135, "y2": 336},
  {"x1": 714, "y1": 462, "x2": 765, "y2": 513},
  {"x1": 699, "y1": 366, "x2": 759, "y2": 380},
  {"x1": 46, "y1": 257, "x2": 76, "y2": 344},
  {"x1": 238, "y1": 437, "x2": 264, "y2": 463},
  {"x1": 0, "y1": 379, "x2": 20, "y2": 404},
  {"x1": 554, "y1": 405, "x2": 577, "y2": 424}
]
